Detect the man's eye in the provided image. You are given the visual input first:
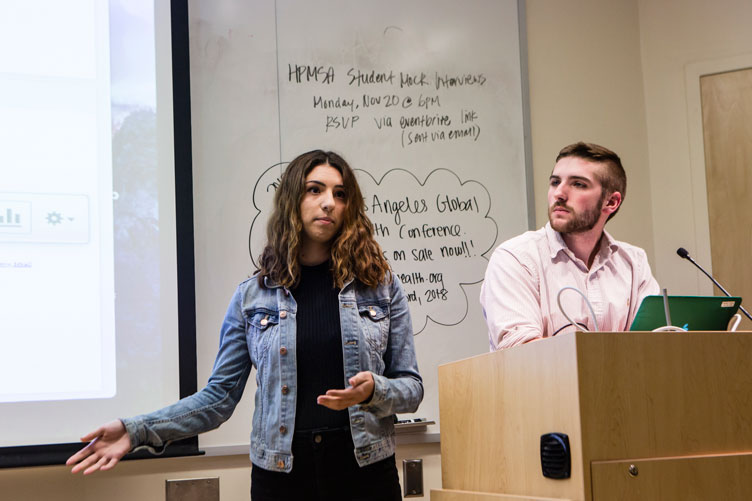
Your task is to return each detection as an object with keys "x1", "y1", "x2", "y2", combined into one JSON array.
[
  {"x1": 573, "y1": 182, "x2": 586, "y2": 188},
  {"x1": 550, "y1": 180, "x2": 559, "y2": 187}
]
